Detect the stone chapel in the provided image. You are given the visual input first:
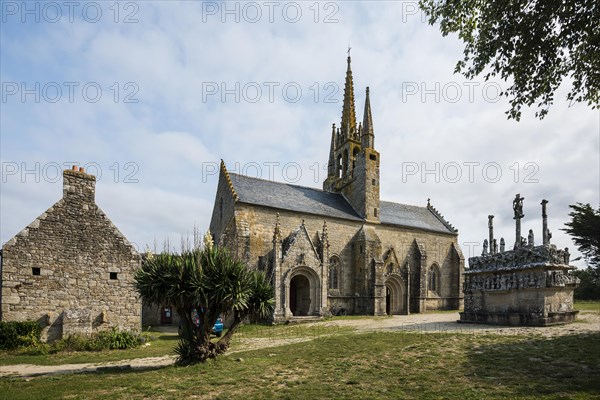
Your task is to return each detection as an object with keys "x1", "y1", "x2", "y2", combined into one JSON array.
[{"x1": 209, "y1": 56, "x2": 464, "y2": 322}]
